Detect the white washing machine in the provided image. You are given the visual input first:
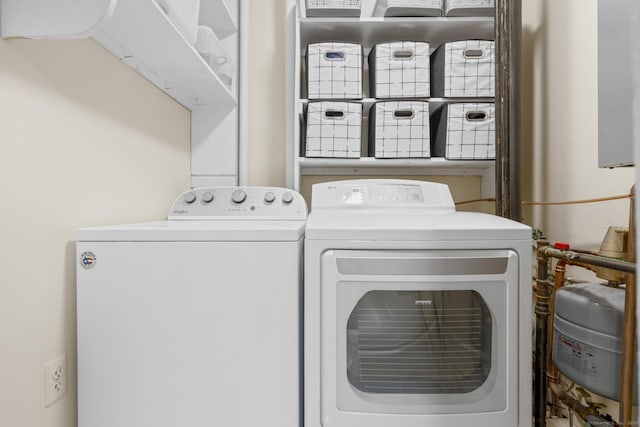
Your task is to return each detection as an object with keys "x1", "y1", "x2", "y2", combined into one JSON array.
[
  {"x1": 77, "y1": 187, "x2": 306, "y2": 427},
  {"x1": 304, "y1": 179, "x2": 532, "y2": 427}
]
